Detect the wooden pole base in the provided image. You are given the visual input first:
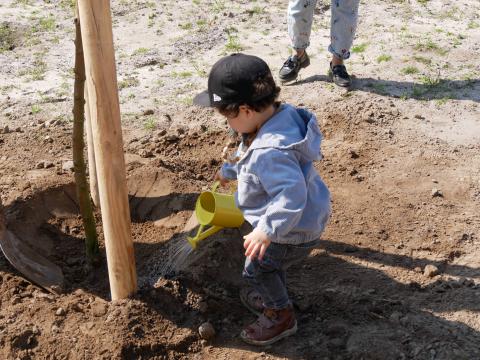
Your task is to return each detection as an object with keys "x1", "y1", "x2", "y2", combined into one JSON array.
[{"x1": 77, "y1": 0, "x2": 137, "y2": 300}]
